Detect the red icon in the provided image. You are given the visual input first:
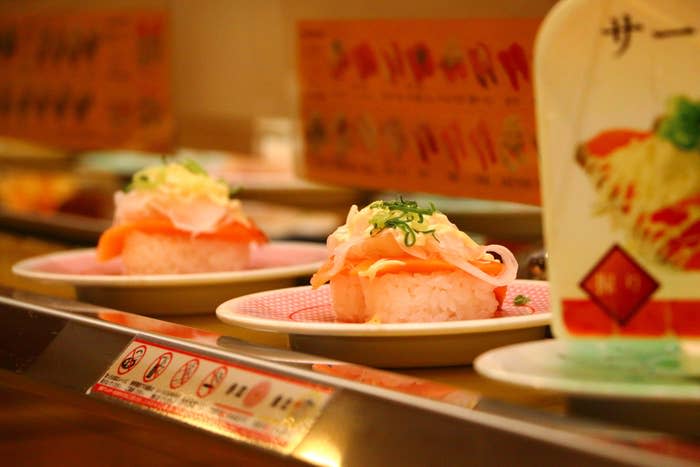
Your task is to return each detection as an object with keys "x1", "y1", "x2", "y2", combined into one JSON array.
[
  {"x1": 117, "y1": 345, "x2": 146, "y2": 375},
  {"x1": 407, "y1": 42, "x2": 435, "y2": 83},
  {"x1": 170, "y1": 358, "x2": 200, "y2": 390},
  {"x1": 497, "y1": 42, "x2": 529, "y2": 91},
  {"x1": 143, "y1": 352, "x2": 173, "y2": 383},
  {"x1": 351, "y1": 43, "x2": 379, "y2": 80},
  {"x1": 197, "y1": 366, "x2": 228, "y2": 398},
  {"x1": 467, "y1": 42, "x2": 497, "y2": 88},
  {"x1": 580, "y1": 244, "x2": 659, "y2": 325},
  {"x1": 243, "y1": 381, "x2": 271, "y2": 408}
]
